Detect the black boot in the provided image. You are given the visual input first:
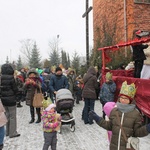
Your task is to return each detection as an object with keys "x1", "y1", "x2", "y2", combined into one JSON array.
[
  {"x1": 17, "y1": 102, "x2": 23, "y2": 108},
  {"x1": 0, "y1": 144, "x2": 3, "y2": 150},
  {"x1": 29, "y1": 118, "x2": 35, "y2": 124},
  {"x1": 29, "y1": 106, "x2": 35, "y2": 124},
  {"x1": 35, "y1": 108, "x2": 41, "y2": 123}
]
